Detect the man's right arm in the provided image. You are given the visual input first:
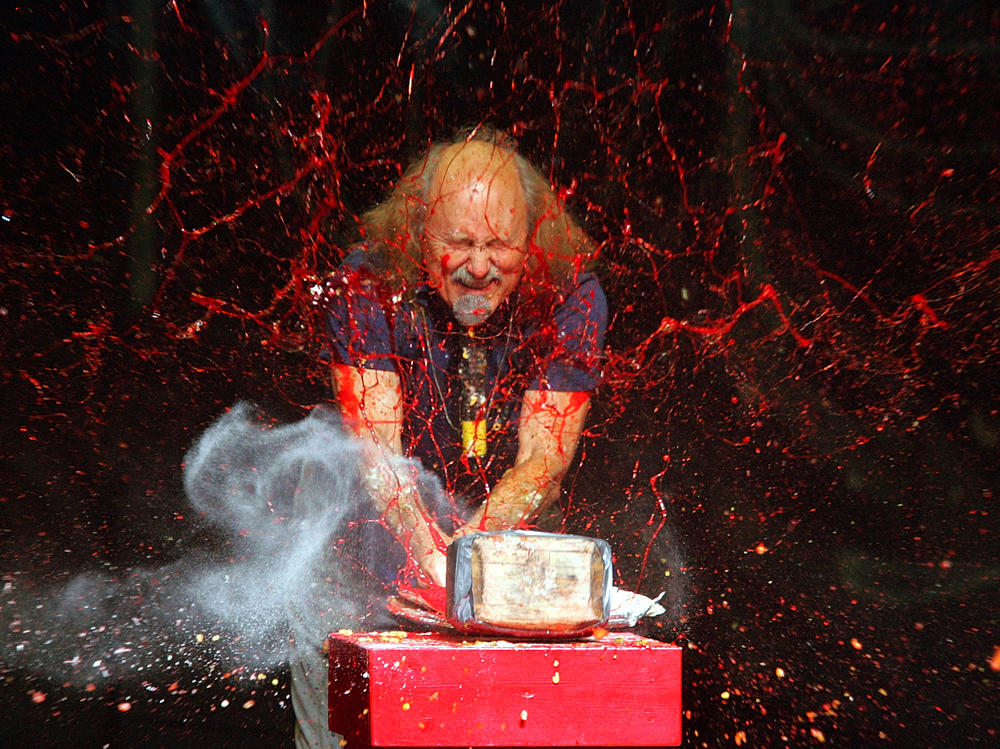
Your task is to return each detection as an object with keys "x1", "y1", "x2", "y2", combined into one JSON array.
[{"x1": 331, "y1": 363, "x2": 450, "y2": 586}]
